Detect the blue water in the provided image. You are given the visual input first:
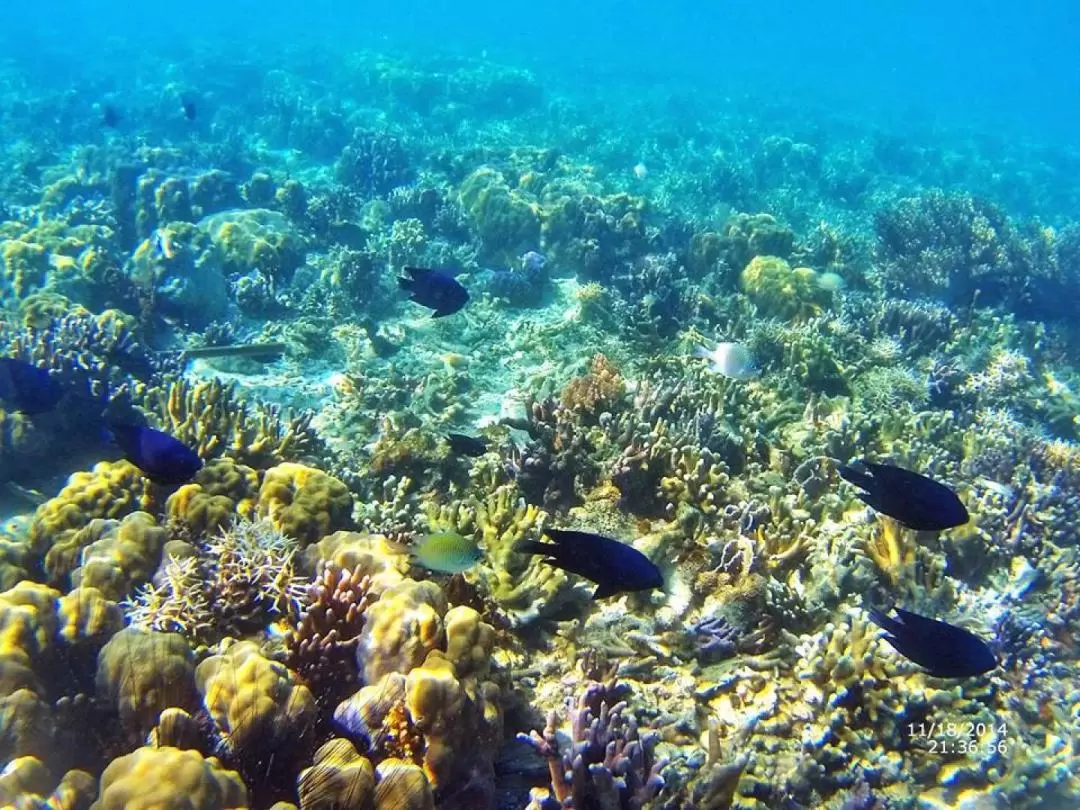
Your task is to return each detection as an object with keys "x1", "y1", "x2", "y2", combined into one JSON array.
[
  {"x1": 5, "y1": 0, "x2": 1079, "y2": 142},
  {"x1": 3, "y1": 2, "x2": 1080, "y2": 808}
]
